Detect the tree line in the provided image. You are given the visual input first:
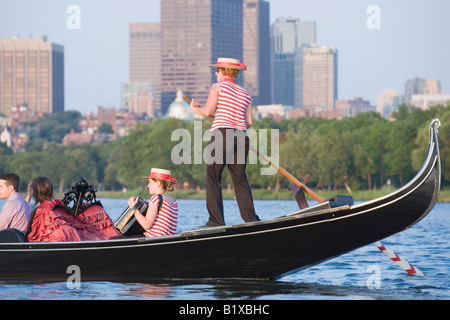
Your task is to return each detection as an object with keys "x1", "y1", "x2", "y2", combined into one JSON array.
[{"x1": 1, "y1": 103, "x2": 449, "y2": 194}]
